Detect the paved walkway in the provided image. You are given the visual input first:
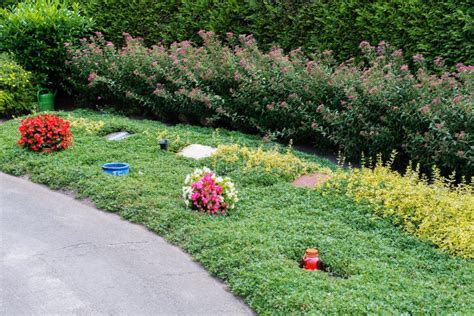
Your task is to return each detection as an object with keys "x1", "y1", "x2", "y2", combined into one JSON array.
[{"x1": 0, "y1": 173, "x2": 253, "y2": 315}]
